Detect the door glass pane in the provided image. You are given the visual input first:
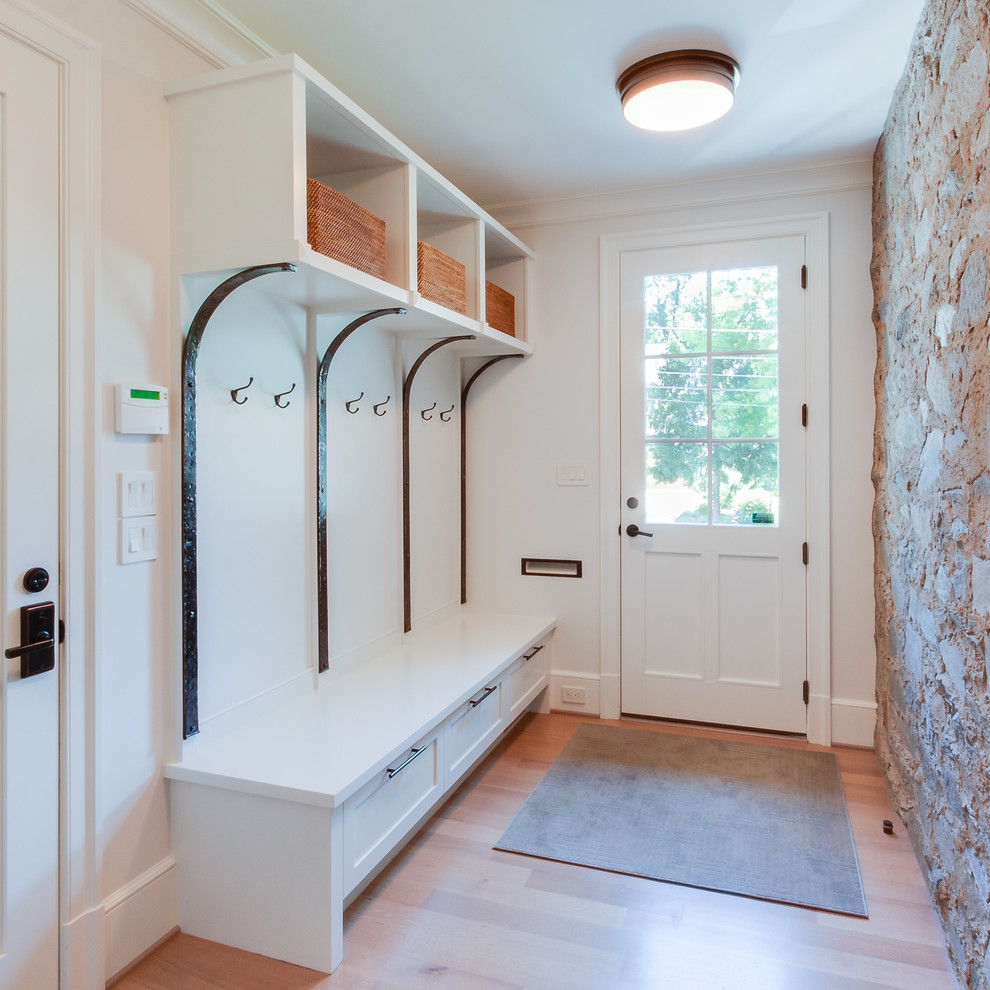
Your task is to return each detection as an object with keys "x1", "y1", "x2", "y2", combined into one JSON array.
[
  {"x1": 644, "y1": 272, "x2": 707, "y2": 354},
  {"x1": 646, "y1": 442, "x2": 708, "y2": 525},
  {"x1": 711, "y1": 355, "x2": 778, "y2": 439},
  {"x1": 710, "y1": 266, "x2": 778, "y2": 352},
  {"x1": 646, "y1": 357, "x2": 708, "y2": 439},
  {"x1": 711, "y1": 441, "x2": 778, "y2": 526},
  {"x1": 641, "y1": 263, "x2": 781, "y2": 527}
]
